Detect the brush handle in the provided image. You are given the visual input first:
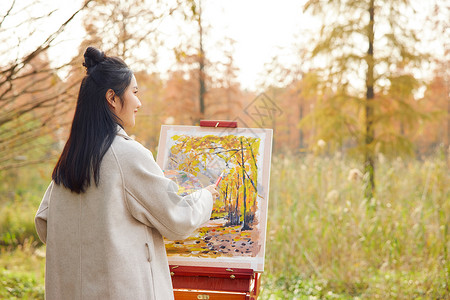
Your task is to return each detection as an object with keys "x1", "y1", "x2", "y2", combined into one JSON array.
[
  {"x1": 214, "y1": 176, "x2": 222, "y2": 187},
  {"x1": 215, "y1": 171, "x2": 225, "y2": 186}
]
